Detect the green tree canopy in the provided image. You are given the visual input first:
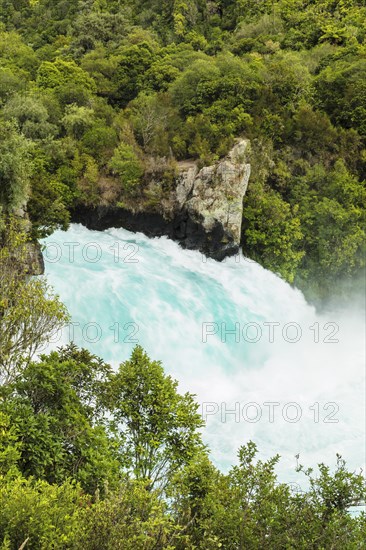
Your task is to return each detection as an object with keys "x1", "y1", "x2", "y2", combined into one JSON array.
[
  {"x1": 106, "y1": 345, "x2": 205, "y2": 488},
  {"x1": 0, "y1": 121, "x2": 33, "y2": 214},
  {"x1": 242, "y1": 182, "x2": 304, "y2": 283}
]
